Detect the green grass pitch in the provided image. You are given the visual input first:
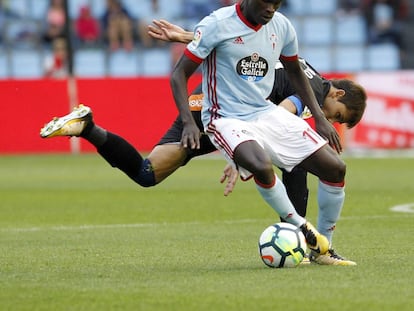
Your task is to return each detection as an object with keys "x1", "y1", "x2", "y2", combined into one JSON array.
[{"x1": 1, "y1": 153, "x2": 413, "y2": 311}]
